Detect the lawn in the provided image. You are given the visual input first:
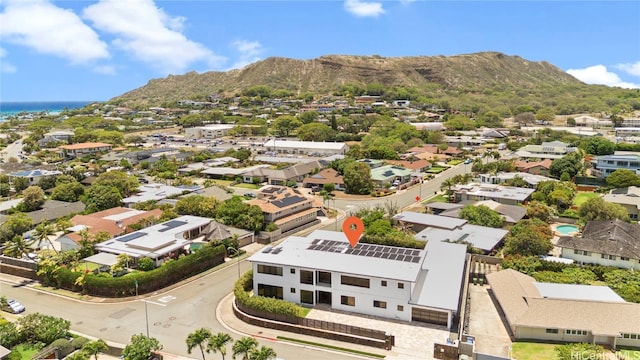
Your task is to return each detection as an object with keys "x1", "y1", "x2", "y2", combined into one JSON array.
[
  {"x1": 426, "y1": 194, "x2": 449, "y2": 203},
  {"x1": 447, "y1": 159, "x2": 464, "y2": 165},
  {"x1": 573, "y1": 191, "x2": 599, "y2": 206},
  {"x1": 427, "y1": 166, "x2": 448, "y2": 174},
  {"x1": 13, "y1": 344, "x2": 41, "y2": 360},
  {"x1": 208, "y1": 179, "x2": 233, "y2": 187},
  {"x1": 511, "y1": 341, "x2": 558, "y2": 360},
  {"x1": 233, "y1": 183, "x2": 261, "y2": 189}
]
